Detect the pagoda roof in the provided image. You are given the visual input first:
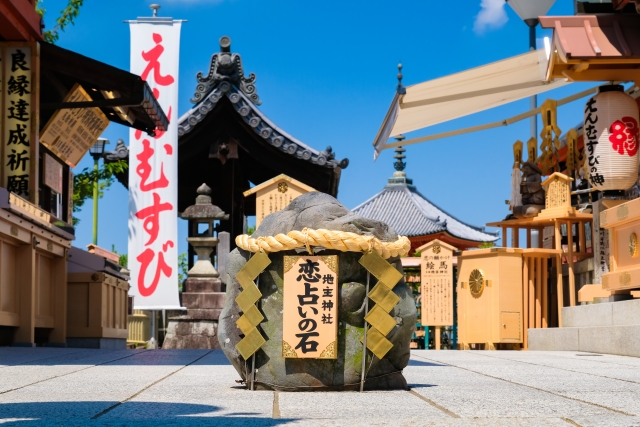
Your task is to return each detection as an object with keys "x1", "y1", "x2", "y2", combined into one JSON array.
[{"x1": 353, "y1": 164, "x2": 498, "y2": 244}]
